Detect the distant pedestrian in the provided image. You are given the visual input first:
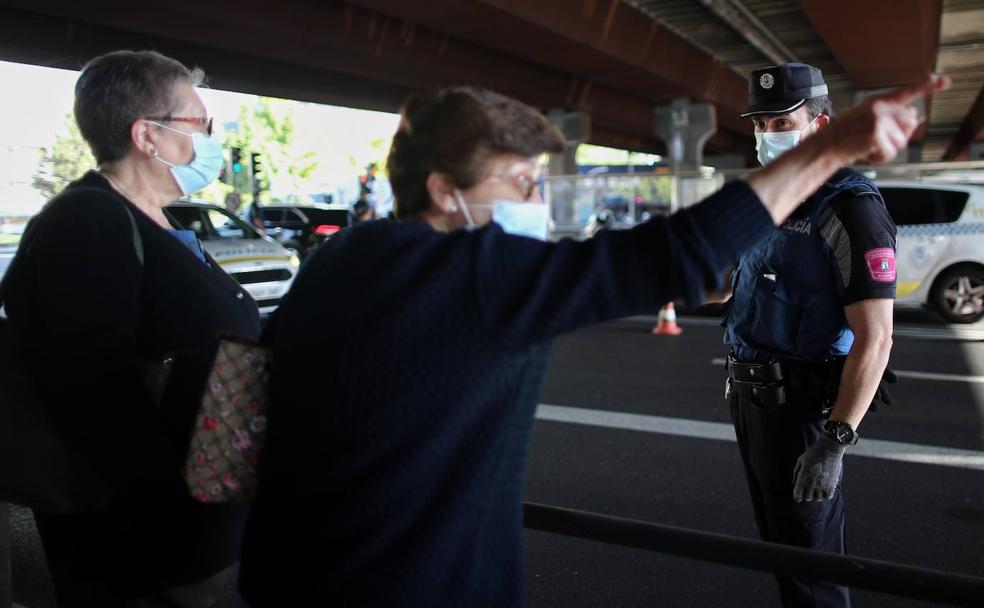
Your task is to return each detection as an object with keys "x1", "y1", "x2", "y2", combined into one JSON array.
[
  {"x1": 246, "y1": 199, "x2": 264, "y2": 230},
  {"x1": 224, "y1": 191, "x2": 242, "y2": 215},
  {"x1": 352, "y1": 196, "x2": 375, "y2": 222}
]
